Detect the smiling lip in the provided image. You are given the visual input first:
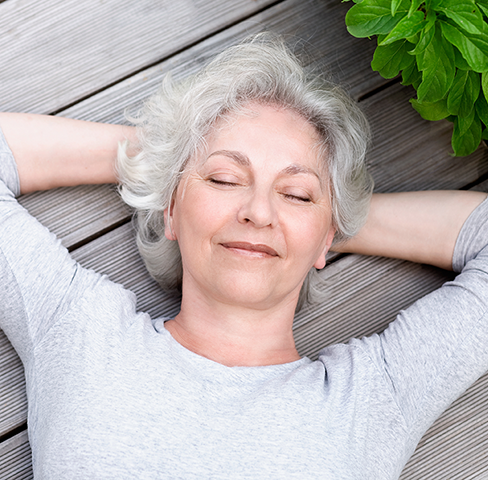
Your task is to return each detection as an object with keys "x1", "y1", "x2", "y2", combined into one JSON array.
[{"x1": 220, "y1": 242, "x2": 279, "y2": 257}]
